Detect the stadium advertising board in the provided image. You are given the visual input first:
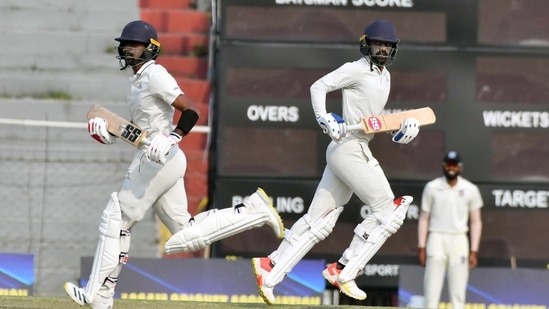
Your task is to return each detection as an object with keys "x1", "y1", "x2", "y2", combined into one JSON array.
[
  {"x1": 80, "y1": 257, "x2": 325, "y2": 305},
  {"x1": 399, "y1": 265, "x2": 549, "y2": 307},
  {"x1": 0, "y1": 253, "x2": 34, "y2": 296}
]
